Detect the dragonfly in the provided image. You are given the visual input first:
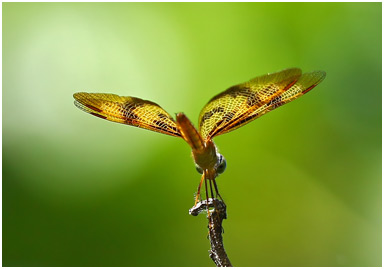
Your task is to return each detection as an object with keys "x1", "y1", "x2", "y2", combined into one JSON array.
[{"x1": 73, "y1": 68, "x2": 326, "y2": 211}]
